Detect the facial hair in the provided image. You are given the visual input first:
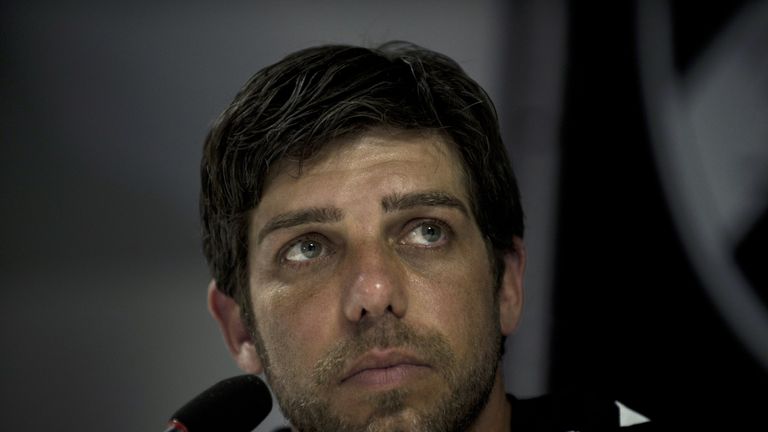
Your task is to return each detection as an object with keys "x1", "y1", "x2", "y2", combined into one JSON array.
[{"x1": 250, "y1": 313, "x2": 502, "y2": 432}]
